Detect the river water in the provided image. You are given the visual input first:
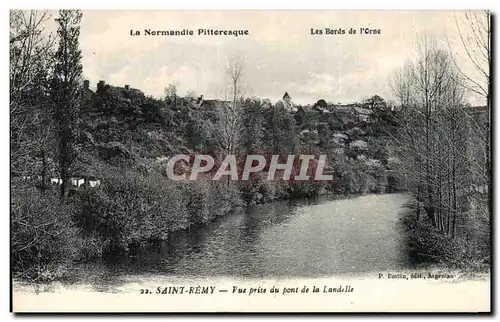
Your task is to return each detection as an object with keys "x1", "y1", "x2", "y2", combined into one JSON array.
[
  {"x1": 15, "y1": 193, "x2": 491, "y2": 312},
  {"x1": 86, "y1": 193, "x2": 416, "y2": 283}
]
